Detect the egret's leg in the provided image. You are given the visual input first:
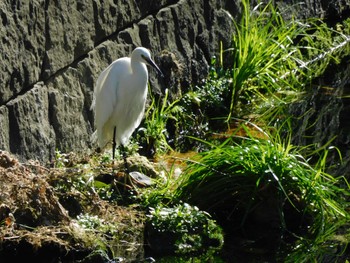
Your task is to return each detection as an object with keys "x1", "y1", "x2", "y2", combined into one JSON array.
[
  {"x1": 120, "y1": 143, "x2": 133, "y2": 189},
  {"x1": 112, "y1": 127, "x2": 117, "y2": 160},
  {"x1": 120, "y1": 144, "x2": 130, "y2": 174}
]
